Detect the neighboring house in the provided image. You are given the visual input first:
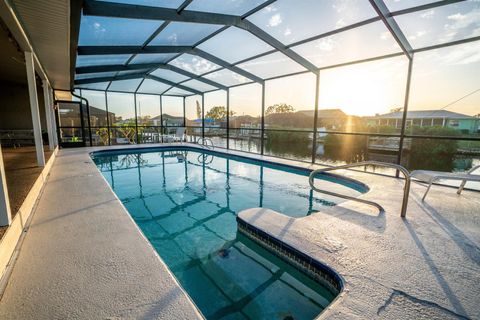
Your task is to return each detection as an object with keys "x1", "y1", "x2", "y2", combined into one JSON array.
[
  {"x1": 89, "y1": 106, "x2": 115, "y2": 127},
  {"x1": 366, "y1": 110, "x2": 480, "y2": 134},
  {"x1": 149, "y1": 114, "x2": 184, "y2": 126},
  {"x1": 298, "y1": 109, "x2": 352, "y2": 130},
  {"x1": 149, "y1": 115, "x2": 161, "y2": 126}
]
